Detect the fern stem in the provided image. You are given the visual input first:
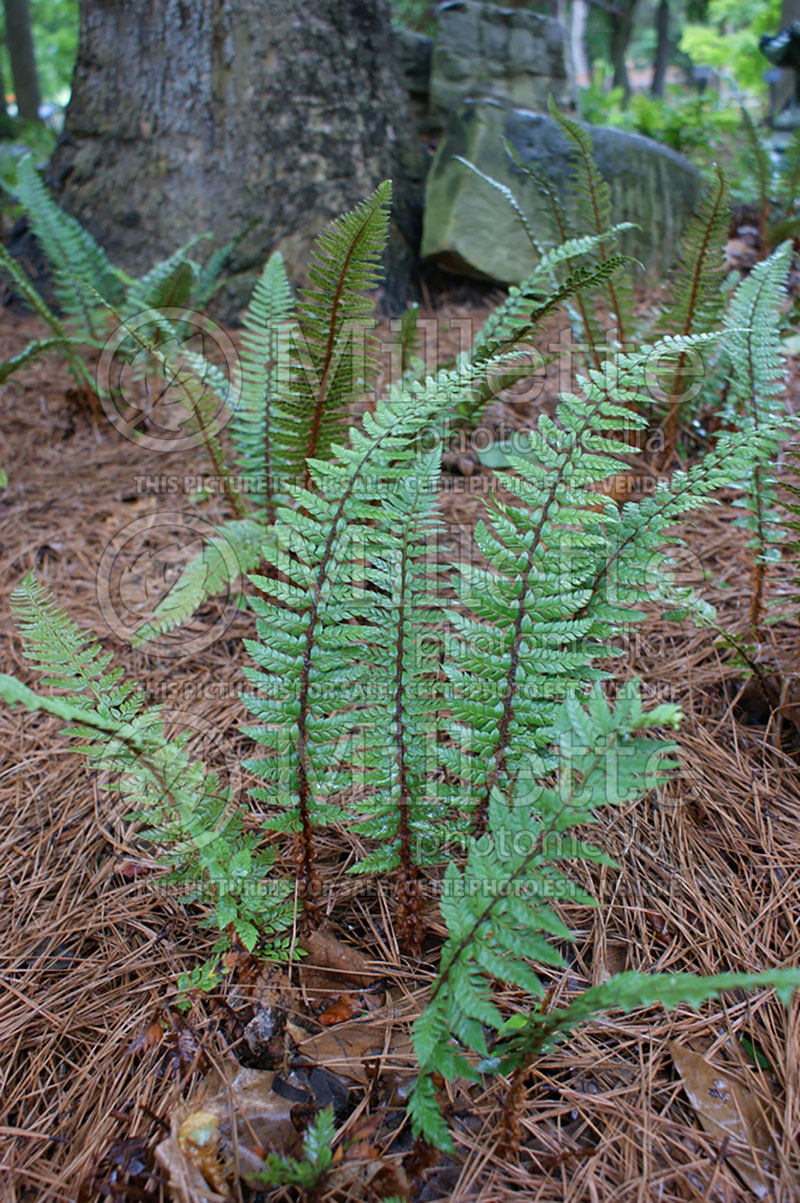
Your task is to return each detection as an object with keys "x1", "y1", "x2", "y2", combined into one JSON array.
[
  {"x1": 184, "y1": 387, "x2": 247, "y2": 519},
  {"x1": 473, "y1": 410, "x2": 601, "y2": 836},
  {"x1": 393, "y1": 525, "x2": 422, "y2": 957}
]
